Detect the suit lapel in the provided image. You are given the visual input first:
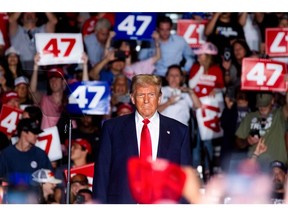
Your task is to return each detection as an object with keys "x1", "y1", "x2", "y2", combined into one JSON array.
[
  {"x1": 157, "y1": 114, "x2": 171, "y2": 158},
  {"x1": 122, "y1": 113, "x2": 139, "y2": 157}
]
